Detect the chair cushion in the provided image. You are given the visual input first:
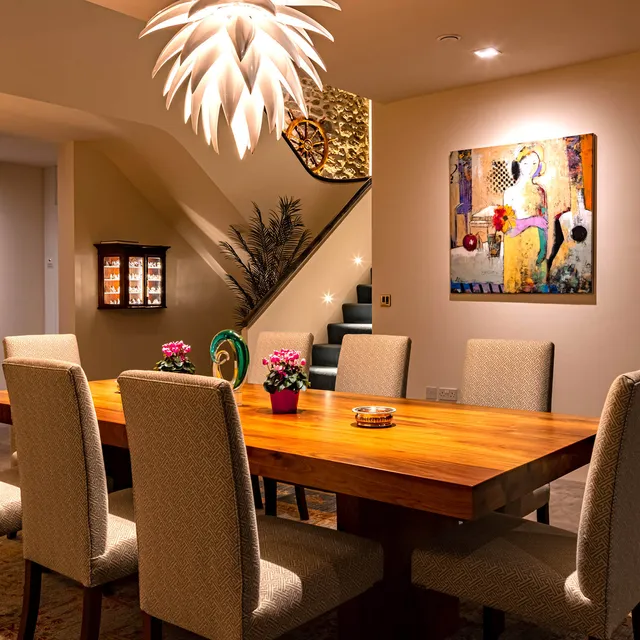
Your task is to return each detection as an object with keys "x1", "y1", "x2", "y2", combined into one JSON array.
[
  {"x1": 0, "y1": 479, "x2": 21, "y2": 537},
  {"x1": 246, "y1": 515, "x2": 383, "y2": 640},
  {"x1": 412, "y1": 512, "x2": 604, "y2": 638},
  {"x1": 499, "y1": 484, "x2": 550, "y2": 518},
  {"x1": 90, "y1": 489, "x2": 137, "y2": 586}
]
